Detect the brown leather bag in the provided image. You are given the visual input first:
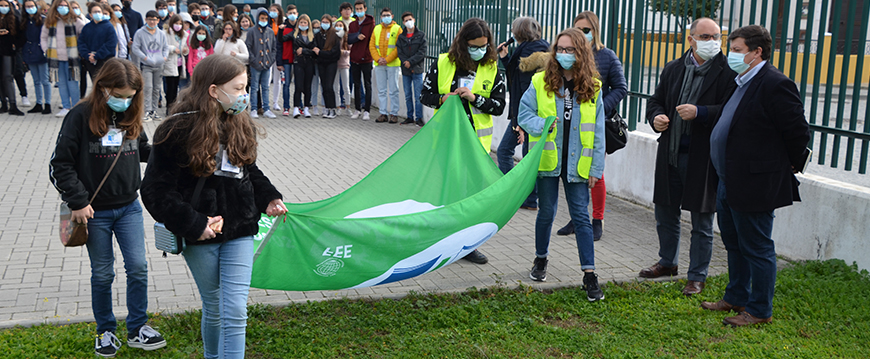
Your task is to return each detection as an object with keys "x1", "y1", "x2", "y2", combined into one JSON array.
[{"x1": 59, "y1": 139, "x2": 127, "y2": 247}]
